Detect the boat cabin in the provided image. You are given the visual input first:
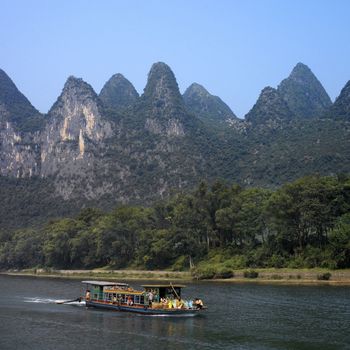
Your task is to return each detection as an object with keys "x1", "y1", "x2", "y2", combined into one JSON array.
[
  {"x1": 82, "y1": 281, "x2": 130, "y2": 301},
  {"x1": 141, "y1": 284, "x2": 186, "y2": 303},
  {"x1": 82, "y1": 280, "x2": 146, "y2": 306}
]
